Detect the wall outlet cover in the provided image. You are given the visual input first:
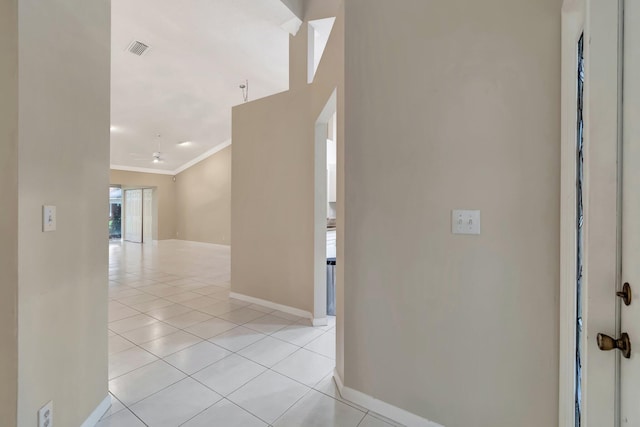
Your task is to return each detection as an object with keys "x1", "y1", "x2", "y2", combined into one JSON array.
[{"x1": 38, "y1": 401, "x2": 53, "y2": 427}]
